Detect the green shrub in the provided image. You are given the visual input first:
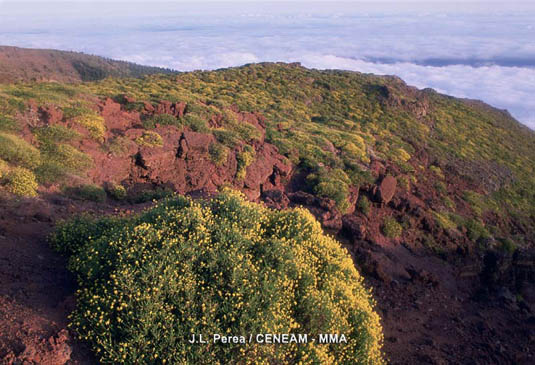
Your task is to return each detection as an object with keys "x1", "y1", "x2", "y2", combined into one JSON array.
[
  {"x1": 108, "y1": 184, "x2": 127, "y2": 201},
  {"x1": 142, "y1": 114, "x2": 181, "y2": 129},
  {"x1": 208, "y1": 142, "x2": 228, "y2": 166},
  {"x1": 0, "y1": 132, "x2": 41, "y2": 169},
  {"x1": 464, "y1": 219, "x2": 490, "y2": 242},
  {"x1": 35, "y1": 143, "x2": 94, "y2": 184},
  {"x1": 129, "y1": 187, "x2": 175, "y2": 203},
  {"x1": 213, "y1": 128, "x2": 240, "y2": 147},
  {"x1": 52, "y1": 190, "x2": 384, "y2": 364},
  {"x1": 184, "y1": 113, "x2": 209, "y2": 133},
  {"x1": 498, "y1": 238, "x2": 517, "y2": 254},
  {"x1": 357, "y1": 195, "x2": 371, "y2": 216},
  {"x1": 5, "y1": 167, "x2": 38, "y2": 197},
  {"x1": 135, "y1": 131, "x2": 163, "y2": 147},
  {"x1": 35, "y1": 125, "x2": 81, "y2": 145},
  {"x1": 307, "y1": 168, "x2": 351, "y2": 213},
  {"x1": 433, "y1": 211, "x2": 457, "y2": 231},
  {"x1": 64, "y1": 184, "x2": 107, "y2": 202},
  {"x1": 381, "y1": 216, "x2": 402, "y2": 238},
  {"x1": 0, "y1": 115, "x2": 20, "y2": 132}
]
